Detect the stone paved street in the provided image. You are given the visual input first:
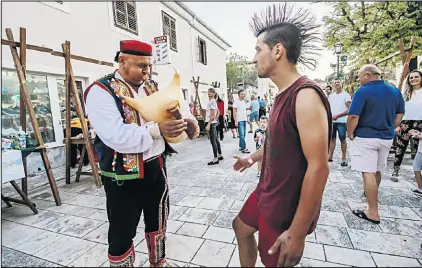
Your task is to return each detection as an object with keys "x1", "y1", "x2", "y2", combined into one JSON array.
[{"x1": 2, "y1": 132, "x2": 422, "y2": 267}]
